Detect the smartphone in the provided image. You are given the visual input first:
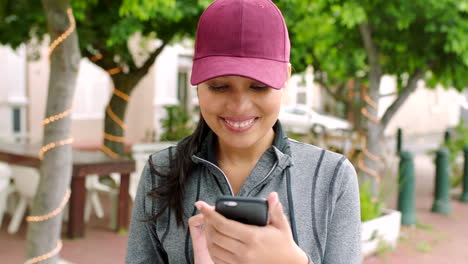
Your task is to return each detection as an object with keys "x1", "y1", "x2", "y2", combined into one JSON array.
[{"x1": 215, "y1": 196, "x2": 268, "y2": 226}]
